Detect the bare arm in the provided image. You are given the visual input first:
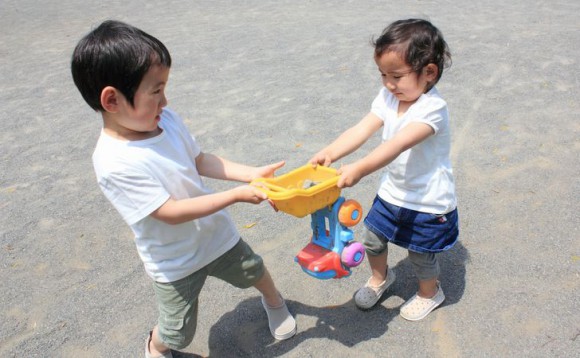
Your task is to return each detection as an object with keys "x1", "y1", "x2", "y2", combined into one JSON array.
[
  {"x1": 310, "y1": 112, "x2": 383, "y2": 166},
  {"x1": 337, "y1": 122, "x2": 434, "y2": 187},
  {"x1": 196, "y1": 152, "x2": 285, "y2": 182},
  {"x1": 150, "y1": 185, "x2": 266, "y2": 225},
  {"x1": 150, "y1": 154, "x2": 284, "y2": 225}
]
